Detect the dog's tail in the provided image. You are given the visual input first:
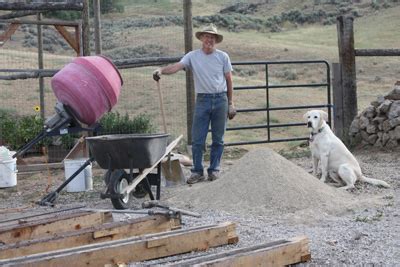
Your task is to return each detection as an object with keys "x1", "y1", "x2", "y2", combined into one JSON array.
[{"x1": 360, "y1": 176, "x2": 390, "y2": 188}]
